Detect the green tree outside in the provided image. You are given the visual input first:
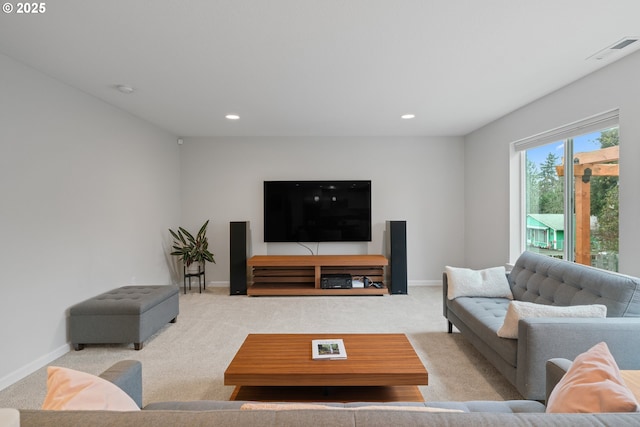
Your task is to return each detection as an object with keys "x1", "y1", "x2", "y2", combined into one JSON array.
[
  {"x1": 591, "y1": 128, "x2": 619, "y2": 253},
  {"x1": 538, "y1": 152, "x2": 563, "y2": 214}
]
